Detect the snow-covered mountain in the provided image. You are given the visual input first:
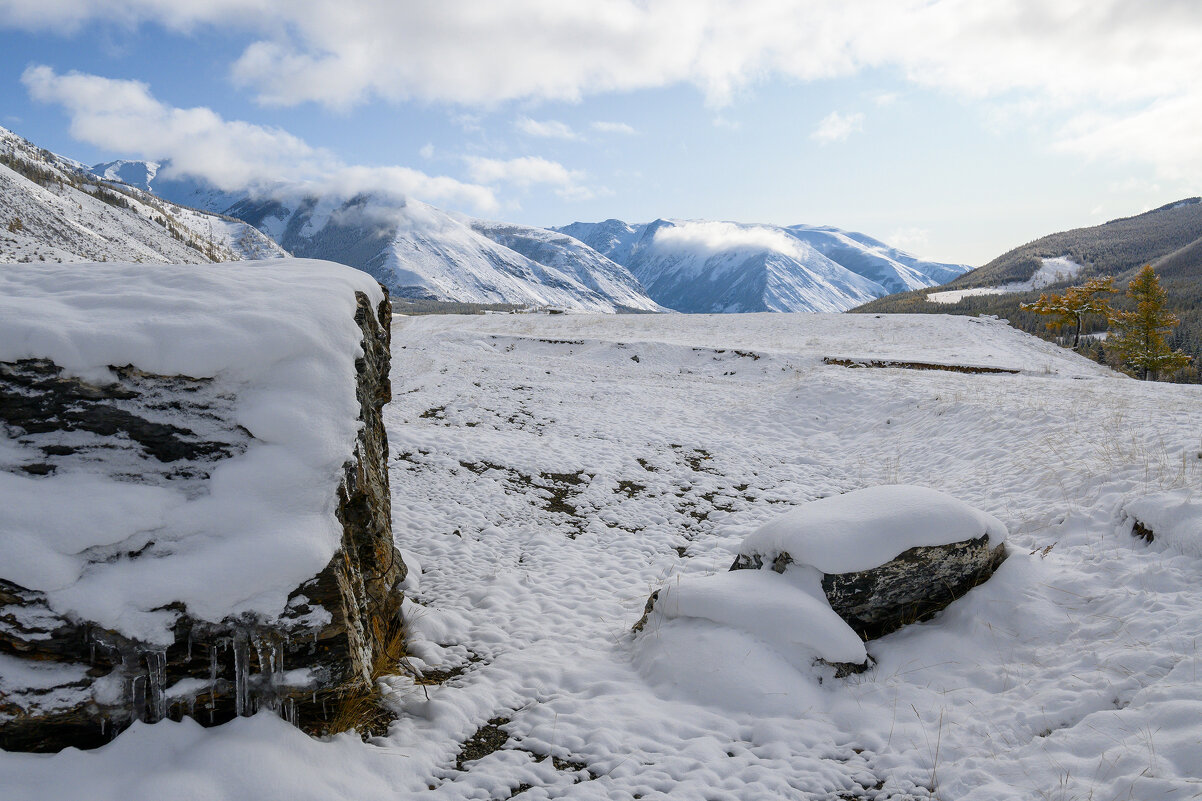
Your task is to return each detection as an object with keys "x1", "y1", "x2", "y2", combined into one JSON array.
[
  {"x1": 468, "y1": 221, "x2": 661, "y2": 312},
  {"x1": 0, "y1": 129, "x2": 285, "y2": 265},
  {"x1": 556, "y1": 218, "x2": 971, "y2": 313},
  {"x1": 132, "y1": 169, "x2": 663, "y2": 312},
  {"x1": 92, "y1": 158, "x2": 246, "y2": 218}
]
